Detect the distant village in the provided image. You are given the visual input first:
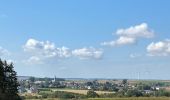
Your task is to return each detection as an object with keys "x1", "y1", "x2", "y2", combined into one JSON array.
[{"x1": 17, "y1": 76, "x2": 169, "y2": 96}]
